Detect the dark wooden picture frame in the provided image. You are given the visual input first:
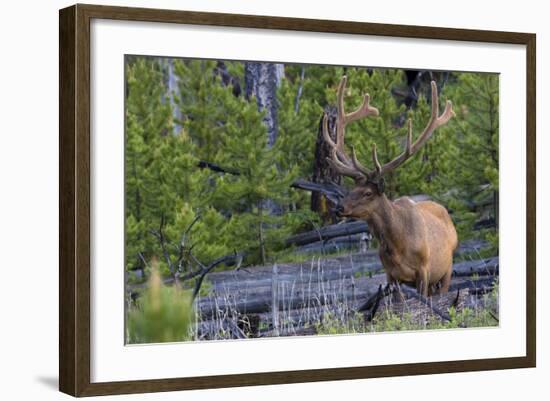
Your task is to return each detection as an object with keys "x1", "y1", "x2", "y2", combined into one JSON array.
[{"x1": 59, "y1": 3, "x2": 536, "y2": 397}]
